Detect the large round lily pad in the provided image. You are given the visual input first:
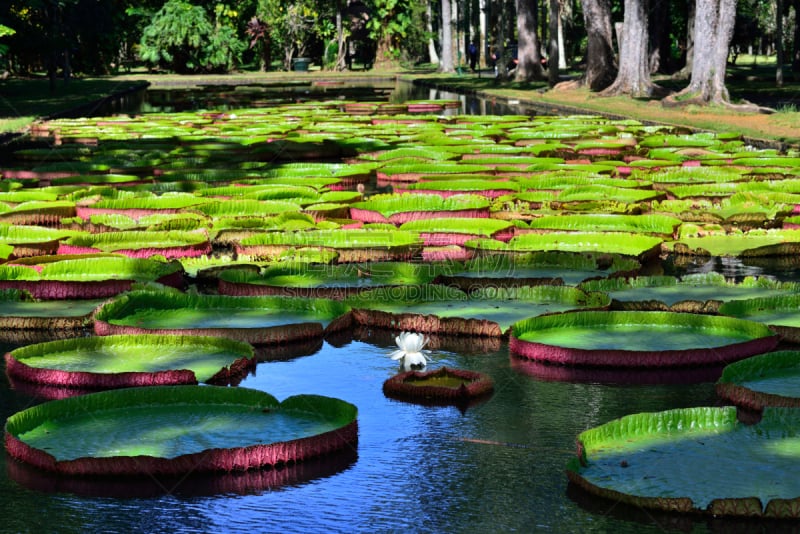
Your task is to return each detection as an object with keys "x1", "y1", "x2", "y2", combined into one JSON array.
[
  {"x1": 510, "y1": 310, "x2": 778, "y2": 367},
  {"x1": 348, "y1": 284, "x2": 609, "y2": 337},
  {"x1": 579, "y1": 273, "x2": 800, "y2": 313},
  {"x1": 218, "y1": 261, "x2": 443, "y2": 299},
  {"x1": 0, "y1": 254, "x2": 185, "y2": 299},
  {"x1": 383, "y1": 366, "x2": 494, "y2": 407},
  {"x1": 467, "y1": 232, "x2": 663, "y2": 262},
  {"x1": 5, "y1": 334, "x2": 256, "y2": 389},
  {"x1": 0, "y1": 288, "x2": 101, "y2": 343},
  {"x1": 716, "y1": 350, "x2": 800, "y2": 411},
  {"x1": 4, "y1": 385, "x2": 358, "y2": 476},
  {"x1": 93, "y1": 290, "x2": 351, "y2": 344},
  {"x1": 435, "y1": 251, "x2": 640, "y2": 289},
  {"x1": 718, "y1": 294, "x2": 800, "y2": 343},
  {"x1": 567, "y1": 406, "x2": 800, "y2": 518}
]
